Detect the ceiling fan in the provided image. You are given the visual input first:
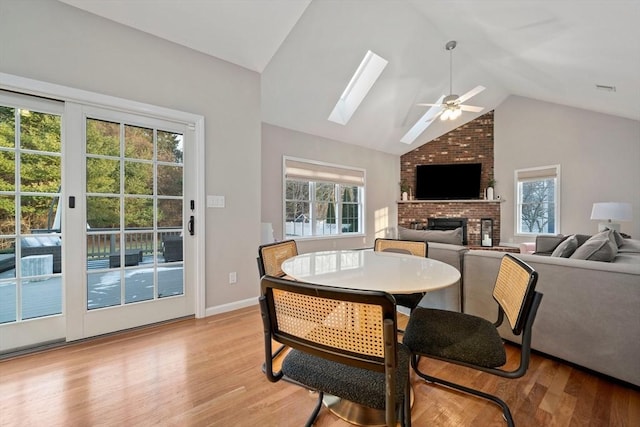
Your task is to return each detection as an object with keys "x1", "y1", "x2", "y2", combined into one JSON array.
[{"x1": 418, "y1": 40, "x2": 485, "y2": 122}]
